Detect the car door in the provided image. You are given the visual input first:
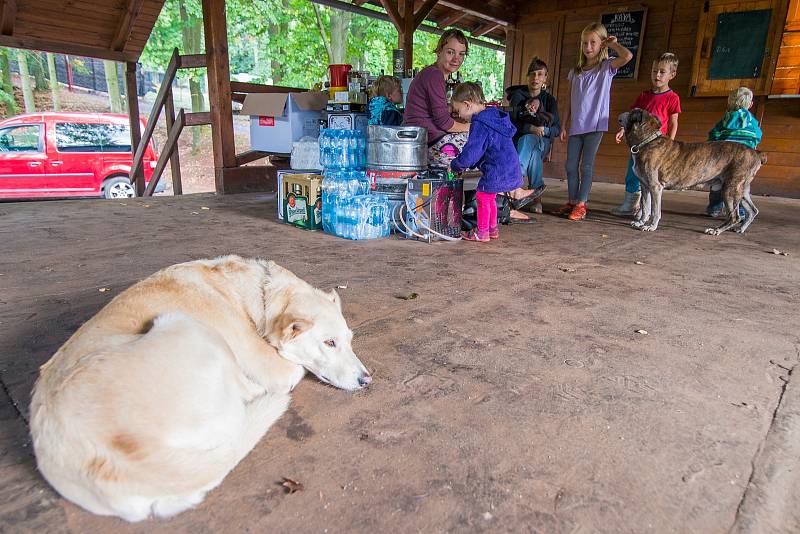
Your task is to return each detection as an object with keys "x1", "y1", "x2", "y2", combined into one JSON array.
[
  {"x1": 0, "y1": 124, "x2": 48, "y2": 199},
  {"x1": 50, "y1": 122, "x2": 105, "y2": 196}
]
